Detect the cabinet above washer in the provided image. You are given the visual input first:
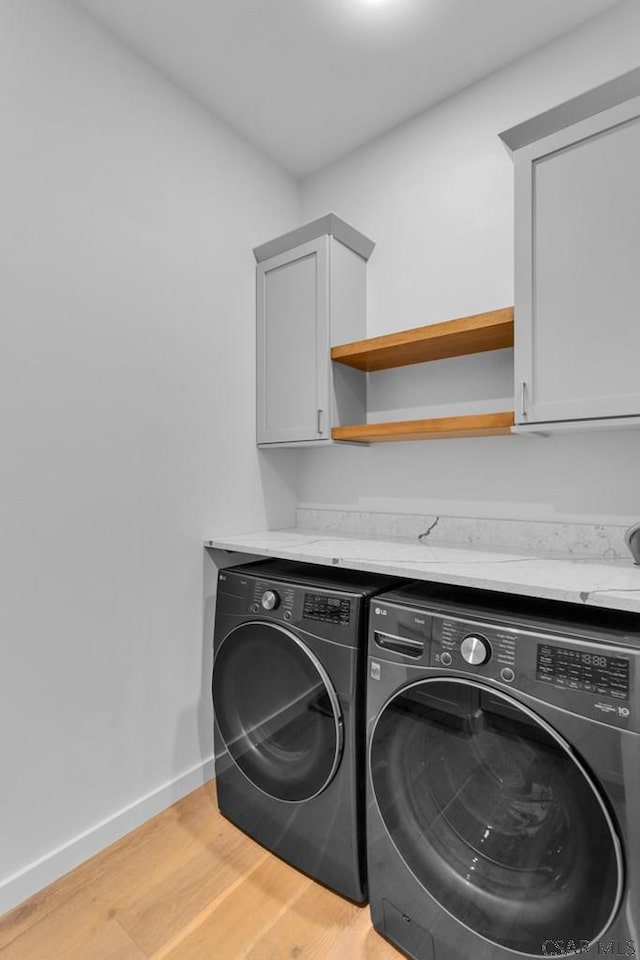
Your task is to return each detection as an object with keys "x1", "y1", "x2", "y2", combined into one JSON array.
[{"x1": 500, "y1": 67, "x2": 640, "y2": 433}]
